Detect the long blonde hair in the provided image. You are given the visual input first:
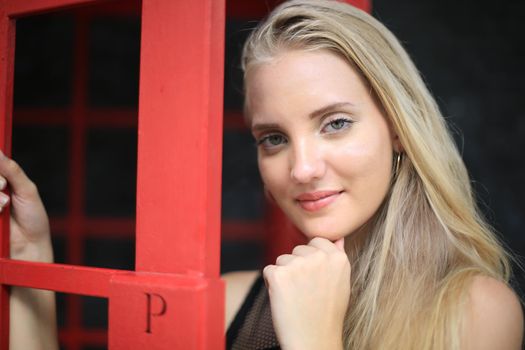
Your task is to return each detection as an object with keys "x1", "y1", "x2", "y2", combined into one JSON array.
[{"x1": 241, "y1": 1, "x2": 512, "y2": 349}]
